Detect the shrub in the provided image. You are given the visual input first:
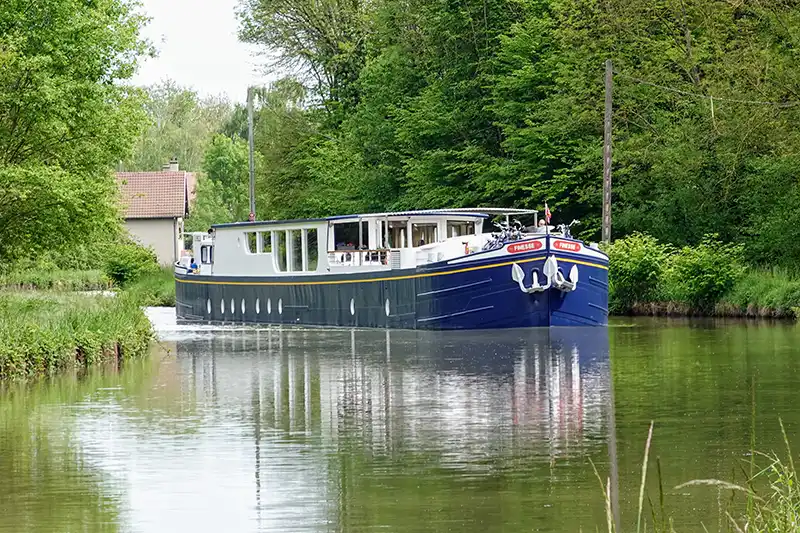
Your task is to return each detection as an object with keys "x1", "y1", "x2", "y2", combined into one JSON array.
[
  {"x1": 664, "y1": 235, "x2": 745, "y2": 311},
  {"x1": 603, "y1": 233, "x2": 670, "y2": 313},
  {"x1": 124, "y1": 267, "x2": 176, "y2": 307},
  {"x1": 103, "y1": 240, "x2": 160, "y2": 287}
]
